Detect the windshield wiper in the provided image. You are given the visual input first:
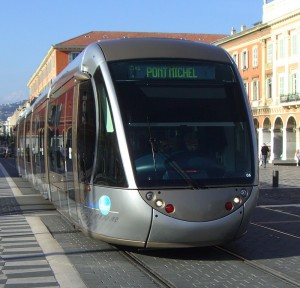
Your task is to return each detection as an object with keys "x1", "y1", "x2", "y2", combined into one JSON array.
[
  {"x1": 147, "y1": 116, "x2": 158, "y2": 176},
  {"x1": 146, "y1": 116, "x2": 200, "y2": 190},
  {"x1": 149, "y1": 137, "x2": 158, "y2": 174},
  {"x1": 163, "y1": 155, "x2": 199, "y2": 190}
]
